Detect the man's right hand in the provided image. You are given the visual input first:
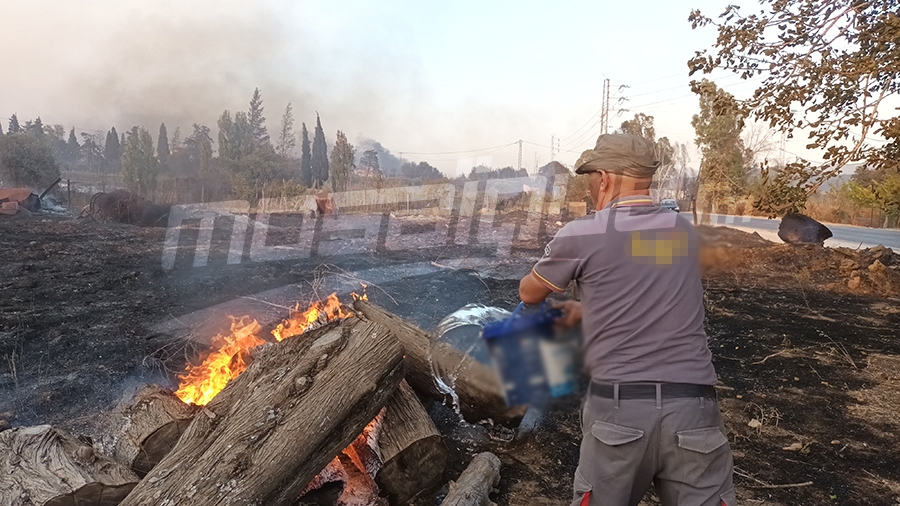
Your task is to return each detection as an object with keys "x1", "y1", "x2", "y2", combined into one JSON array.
[{"x1": 553, "y1": 300, "x2": 583, "y2": 328}]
